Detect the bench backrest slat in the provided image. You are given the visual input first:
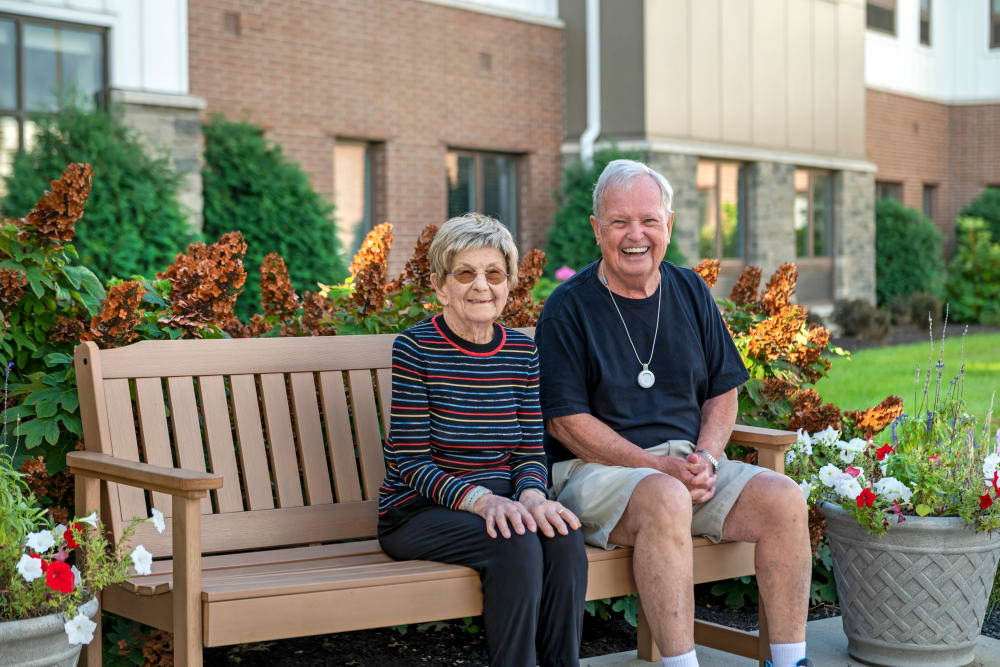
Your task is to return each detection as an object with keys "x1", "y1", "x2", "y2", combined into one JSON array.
[
  {"x1": 105, "y1": 378, "x2": 149, "y2": 524},
  {"x1": 375, "y1": 367, "x2": 393, "y2": 435},
  {"x1": 347, "y1": 369, "x2": 387, "y2": 499},
  {"x1": 134, "y1": 377, "x2": 174, "y2": 513},
  {"x1": 167, "y1": 376, "x2": 213, "y2": 514},
  {"x1": 230, "y1": 373, "x2": 274, "y2": 511},
  {"x1": 199, "y1": 375, "x2": 245, "y2": 514},
  {"x1": 319, "y1": 371, "x2": 364, "y2": 502},
  {"x1": 259, "y1": 373, "x2": 305, "y2": 508},
  {"x1": 289, "y1": 371, "x2": 334, "y2": 505}
]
